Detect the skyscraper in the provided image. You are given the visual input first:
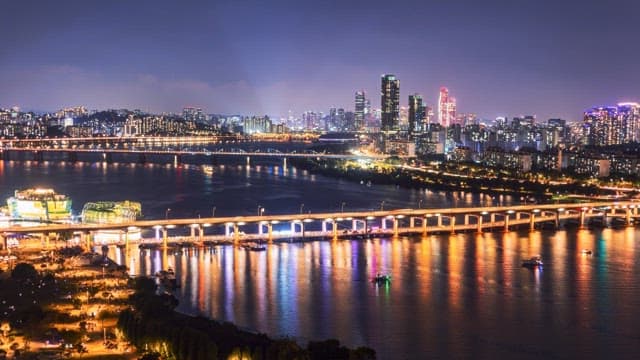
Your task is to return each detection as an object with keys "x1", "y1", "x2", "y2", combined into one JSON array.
[
  {"x1": 355, "y1": 91, "x2": 366, "y2": 131},
  {"x1": 381, "y1": 74, "x2": 400, "y2": 131},
  {"x1": 584, "y1": 103, "x2": 640, "y2": 146},
  {"x1": 408, "y1": 94, "x2": 425, "y2": 134},
  {"x1": 438, "y1": 87, "x2": 456, "y2": 127}
]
